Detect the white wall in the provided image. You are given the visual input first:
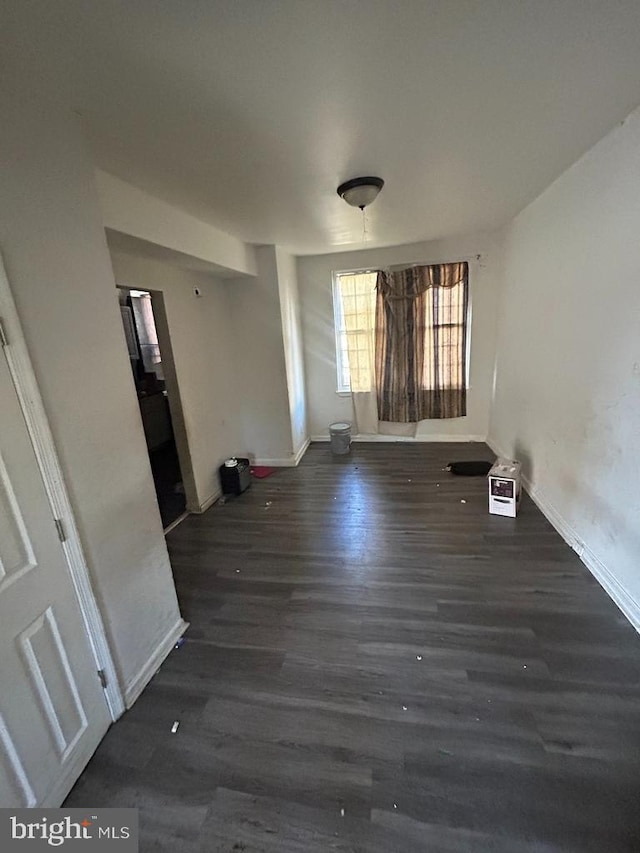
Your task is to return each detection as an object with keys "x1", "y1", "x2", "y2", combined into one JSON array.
[
  {"x1": 109, "y1": 249, "x2": 241, "y2": 510},
  {"x1": 226, "y1": 246, "x2": 298, "y2": 464},
  {"x1": 489, "y1": 107, "x2": 640, "y2": 627},
  {"x1": 0, "y1": 82, "x2": 183, "y2": 699},
  {"x1": 96, "y1": 170, "x2": 257, "y2": 278},
  {"x1": 276, "y1": 248, "x2": 309, "y2": 457},
  {"x1": 298, "y1": 233, "x2": 503, "y2": 440}
]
